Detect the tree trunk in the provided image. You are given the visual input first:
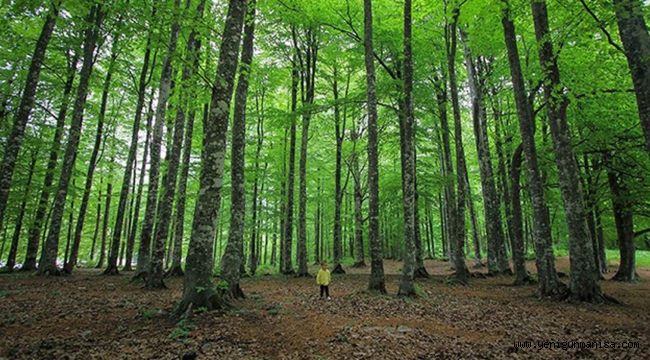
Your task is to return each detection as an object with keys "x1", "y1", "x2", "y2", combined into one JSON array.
[
  {"x1": 175, "y1": 0, "x2": 247, "y2": 314},
  {"x1": 282, "y1": 56, "x2": 298, "y2": 276},
  {"x1": 96, "y1": 181, "x2": 112, "y2": 269},
  {"x1": 0, "y1": 0, "x2": 60, "y2": 236},
  {"x1": 607, "y1": 161, "x2": 637, "y2": 282},
  {"x1": 398, "y1": 0, "x2": 417, "y2": 296},
  {"x1": 65, "y1": 35, "x2": 119, "y2": 274},
  {"x1": 136, "y1": 0, "x2": 182, "y2": 280},
  {"x1": 104, "y1": 5, "x2": 157, "y2": 275},
  {"x1": 460, "y1": 31, "x2": 509, "y2": 275},
  {"x1": 38, "y1": 5, "x2": 105, "y2": 275},
  {"x1": 248, "y1": 91, "x2": 265, "y2": 275},
  {"x1": 612, "y1": 0, "x2": 650, "y2": 155},
  {"x1": 331, "y1": 65, "x2": 346, "y2": 275},
  {"x1": 4, "y1": 150, "x2": 38, "y2": 271},
  {"x1": 90, "y1": 180, "x2": 102, "y2": 261},
  {"x1": 221, "y1": 0, "x2": 256, "y2": 297},
  {"x1": 447, "y1": 6, "x2": 469, "y2": 284},
  {"x1": 22, "y1": 12, "x2": 78, "y2": 272},
  {"x1": 509, "y1": 145, "x2": 533, "y2": 284},
  {"x1": 295, "y1": 26, "x2": 318, "y2": 277},
  {"x1": 501, "y1": 0, "x2": 565, "y2": 298},
  {"x1": 124, "y1": 90, "x2": 155, "y2": 272},
  {"x1": 531, "y1": 0, "x2": 604, "y2": 302},
  {"x1": 146, "y1": 0, "x2": 205, "y2": 287}
]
